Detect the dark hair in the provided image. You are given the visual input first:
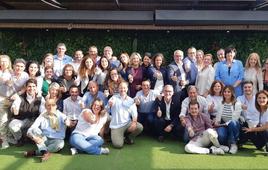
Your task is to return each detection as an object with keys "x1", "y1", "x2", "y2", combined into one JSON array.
[
  {"x1": 188, "y1": 100, "x2": 199, "y2": 108},
  {"x1": 242, "y1": 80, "x2": 254, "y2": 87},
  {"x1": 144, "y1": 52, "x2": 152, "y2": 59},
  {"x1": 62, "y1": 64, "x2": 75, "y2": 78},
  {"x1": 225, "y1": 46, "x2": 236, "y2": 56},
  {"x1": 26, "y1": 78, "x2": 37, "y2": 87},
  {"x1": 152, "y1": 53, "x2": 166, "y2": 66},
  {"x1": 99, "y1": 56, "x2": 111, "y2": 71},
  {"x1": 255, "y1": 90, "x2": 268, "y2": 113},
  {"x1": 69, "y1": 84, "x2": 80, "y2": 92},
  {"x1": 26, "y1": 61, "x2": 41, "y2": 77},
  {"x1": 44, "y1": 66, "x2": 53, "y2": 72},
  {"x1": 209, "y1": 80, "x2": 224, "y2": 96}
]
